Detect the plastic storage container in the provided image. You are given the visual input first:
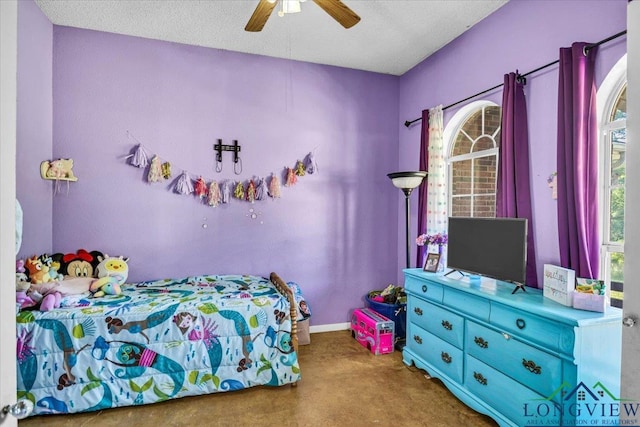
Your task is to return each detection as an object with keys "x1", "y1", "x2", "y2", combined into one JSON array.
[{"x1": 366, "y1": 296, "x2": 406, "y2": 346}]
